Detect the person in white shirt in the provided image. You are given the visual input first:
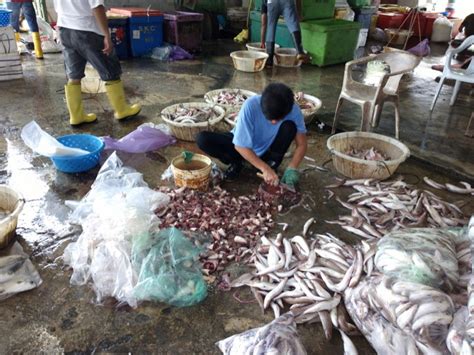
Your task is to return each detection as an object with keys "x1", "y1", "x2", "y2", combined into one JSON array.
[{"x1": 53, "y1": 0, "x2": 141, "y2": 126}]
